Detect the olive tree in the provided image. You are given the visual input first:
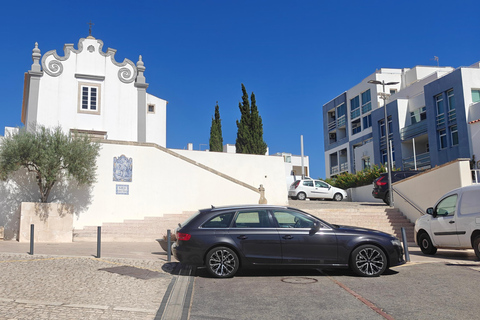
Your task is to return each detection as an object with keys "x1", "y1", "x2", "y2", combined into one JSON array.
[{"x1": 0, "y1": 125, "x2": 100, "y2": 203}]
